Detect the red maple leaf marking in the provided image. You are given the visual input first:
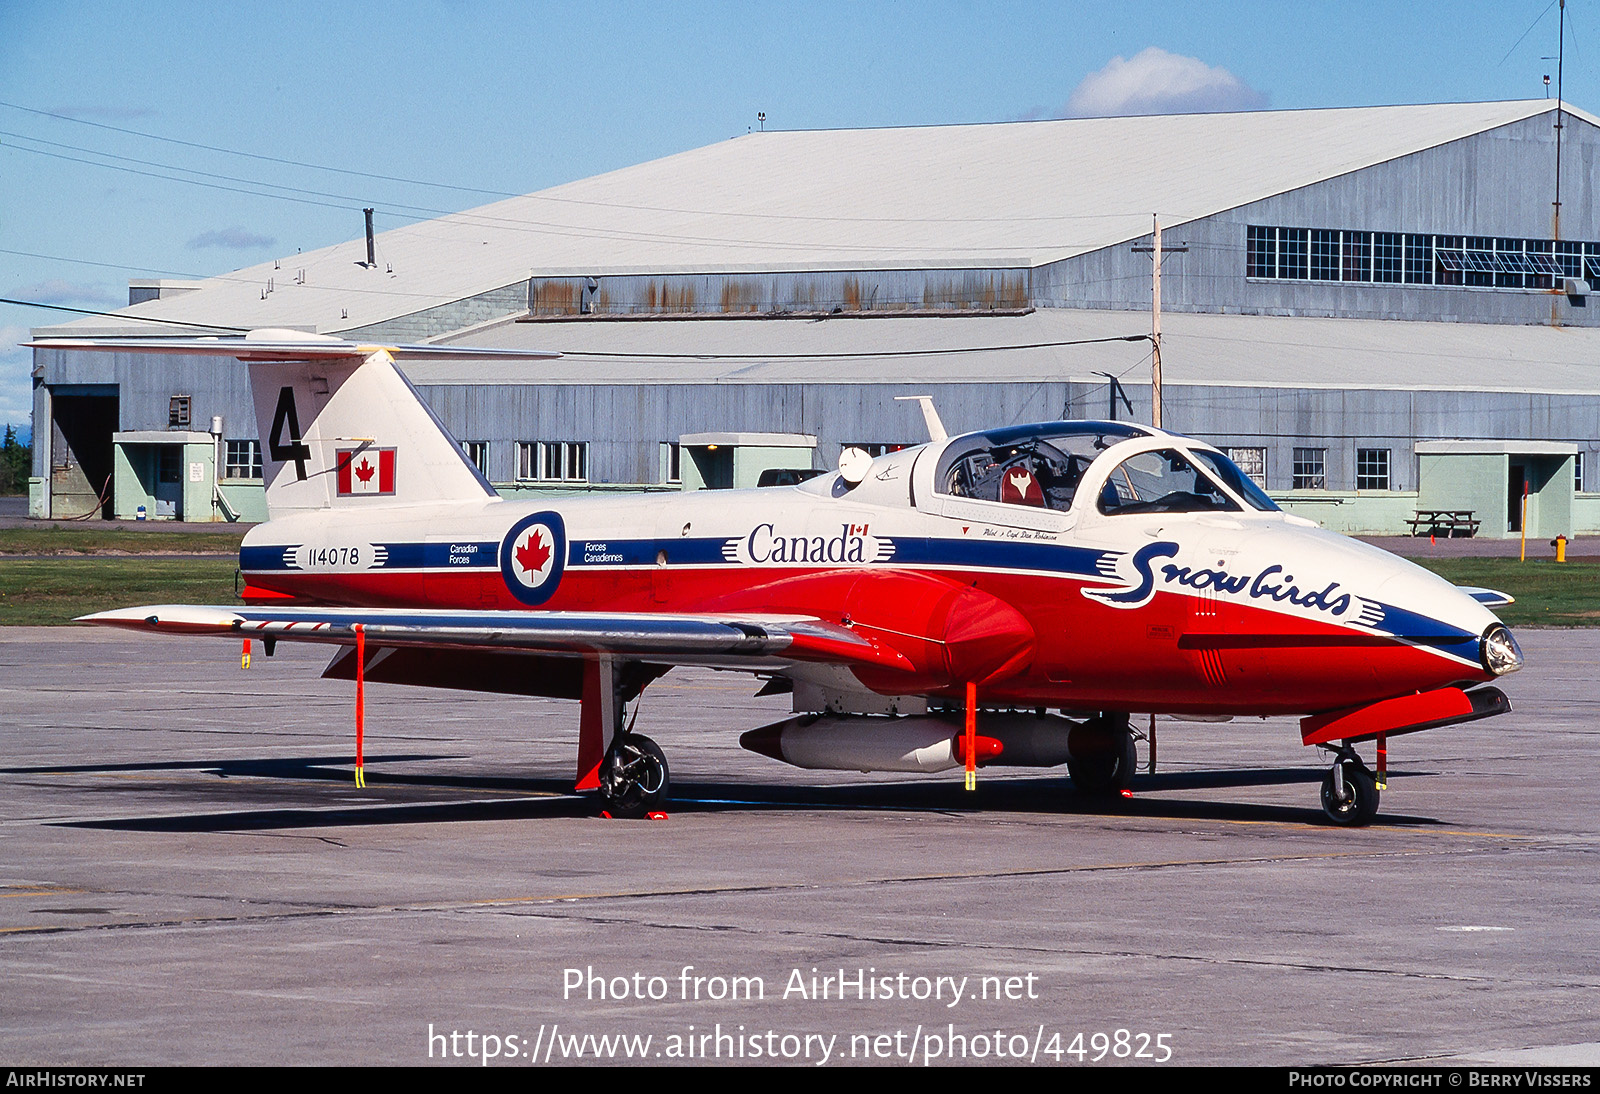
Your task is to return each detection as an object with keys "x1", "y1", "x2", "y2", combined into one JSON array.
[
  {"x1": 515, "y1": 529, "x2": 551, "y2": 576},
  {"x1": 355, "y1": 457, "x2": 375, "y2": 484}
]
